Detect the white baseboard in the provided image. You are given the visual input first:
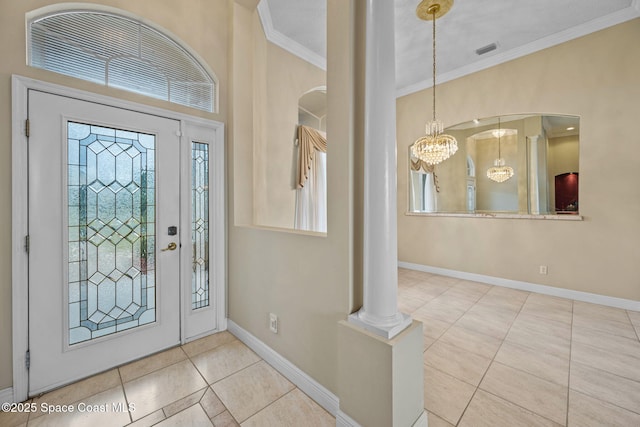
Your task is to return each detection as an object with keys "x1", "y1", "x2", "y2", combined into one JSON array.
[
  {"x1": 336, "y1": 409, "x2": 361, "y2": 427},
  {"x1": 337, "y1": 408, "x2": 425, "y2": 427},
  {"x1": 413, "y1": 410, "x2": 429, "y2": 427},
  {"x1": 227, "y1": 320, "x2": 342, "y2": 420},
  {"x1": 399, "y1": 261, "x2": 640, "y2": 312},
  {"x1": 1, "y1": 387, "x2": 14, "y2": 404}
]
